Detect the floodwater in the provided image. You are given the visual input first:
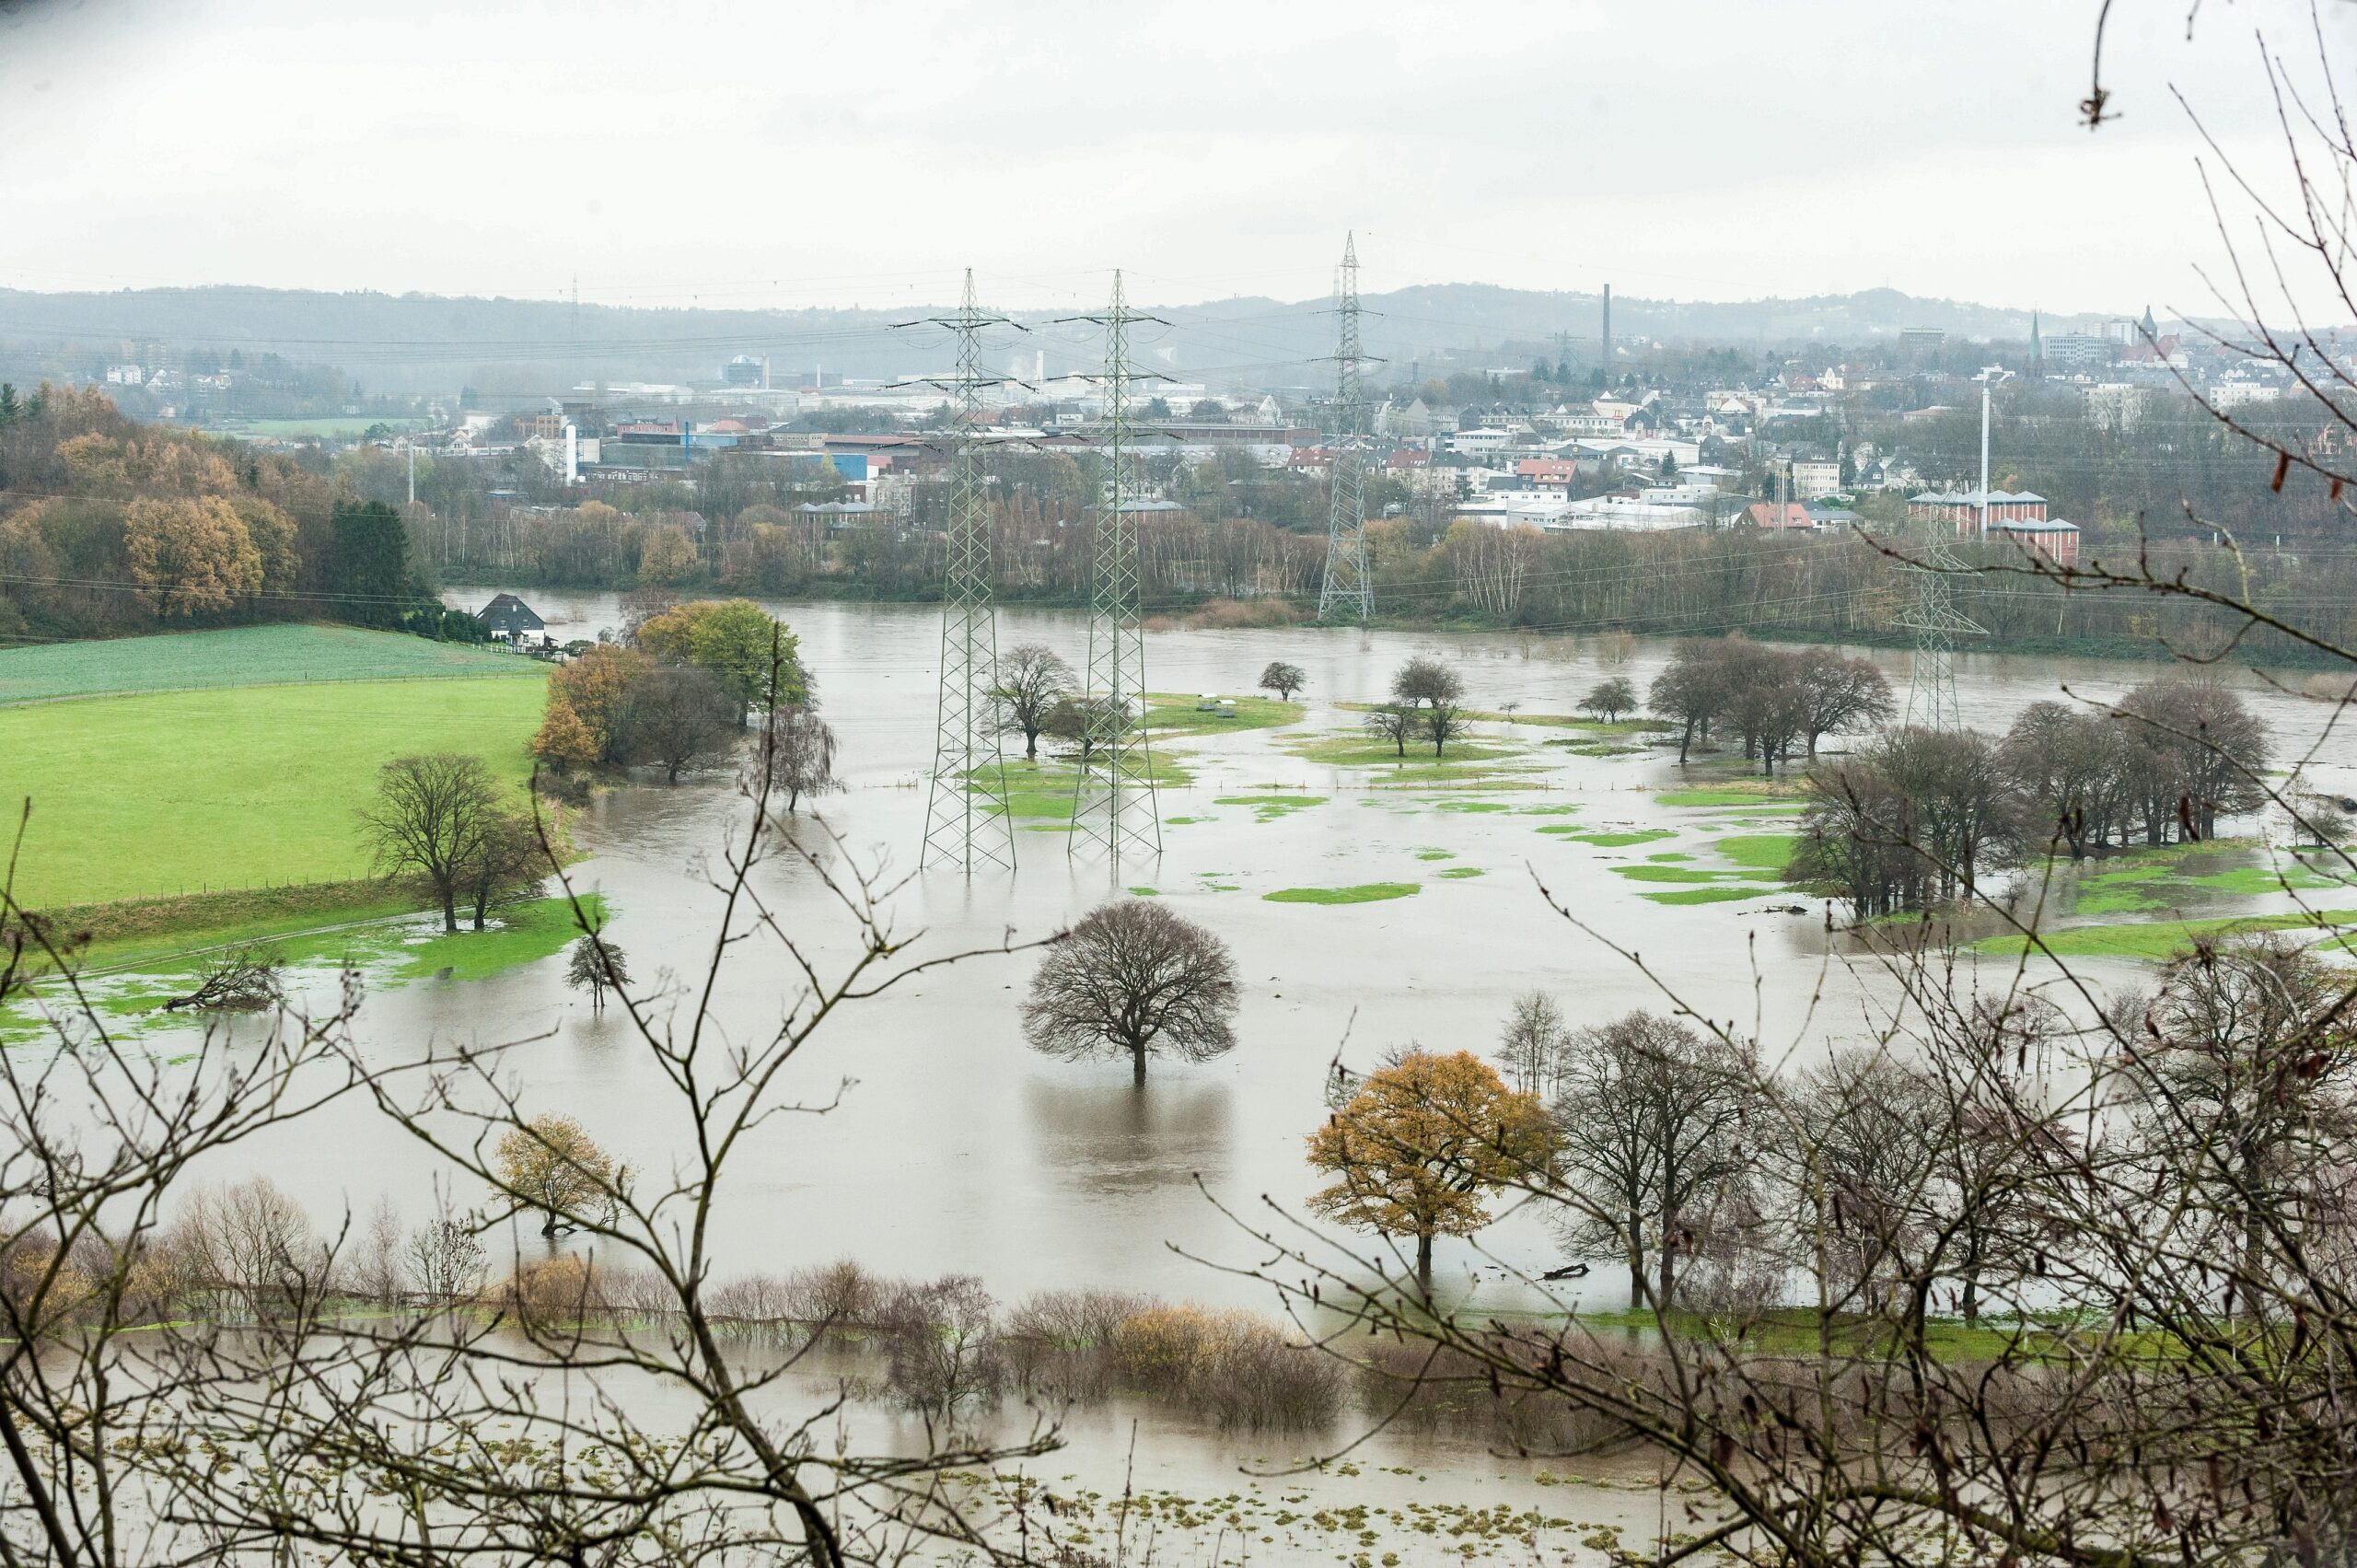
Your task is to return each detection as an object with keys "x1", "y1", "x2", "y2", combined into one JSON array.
[
  {"x1": 99, "y1": 595, "x2": 2357, "y2": 1309},
  {"x1": 31, "y1": 594, "x2": 2357, "y2": 1545},
  {"x1": 147, "y1": 594, "x2": 2319, "y2": 1301}
]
